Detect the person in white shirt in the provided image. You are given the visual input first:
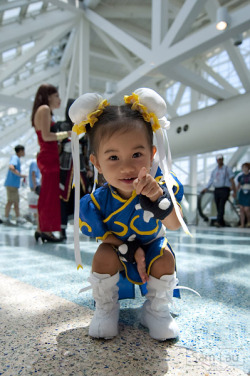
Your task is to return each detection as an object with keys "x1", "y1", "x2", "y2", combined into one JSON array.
[{"x1": 201, "y1": 154, "x2": 236, "y2": 227}]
